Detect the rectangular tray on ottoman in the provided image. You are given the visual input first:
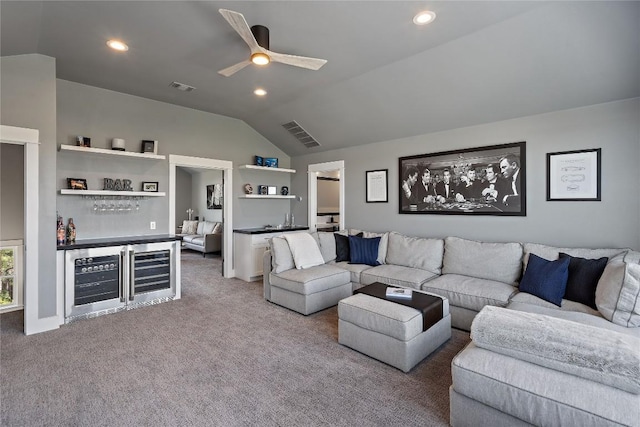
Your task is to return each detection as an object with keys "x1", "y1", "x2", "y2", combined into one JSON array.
[{"x1": 338, "y1": 283, "x2": 451, "y2": 372}]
